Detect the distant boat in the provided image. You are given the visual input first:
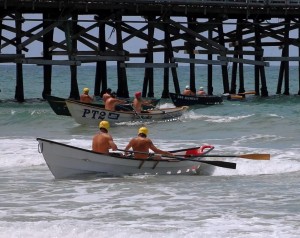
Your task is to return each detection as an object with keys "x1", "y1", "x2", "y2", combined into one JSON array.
[
  {"x1": 45, "y1": 95, "x2": 104, "y2": 116},
  {"x1": 45, "y1": 95, "x2": 160, "y2": 116},
  {"x1": 45, "y1": 95, "x2": 72, "y2": 116},
  {"x1": 65, "y1": 99, "x2": 188, "y2": 126},
  {"x1": 222, "y1": 91, "x2": 256, "y2": 101},
  {"x1": 169, "y1": 93, "x2": 223, "y2": 107}
]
